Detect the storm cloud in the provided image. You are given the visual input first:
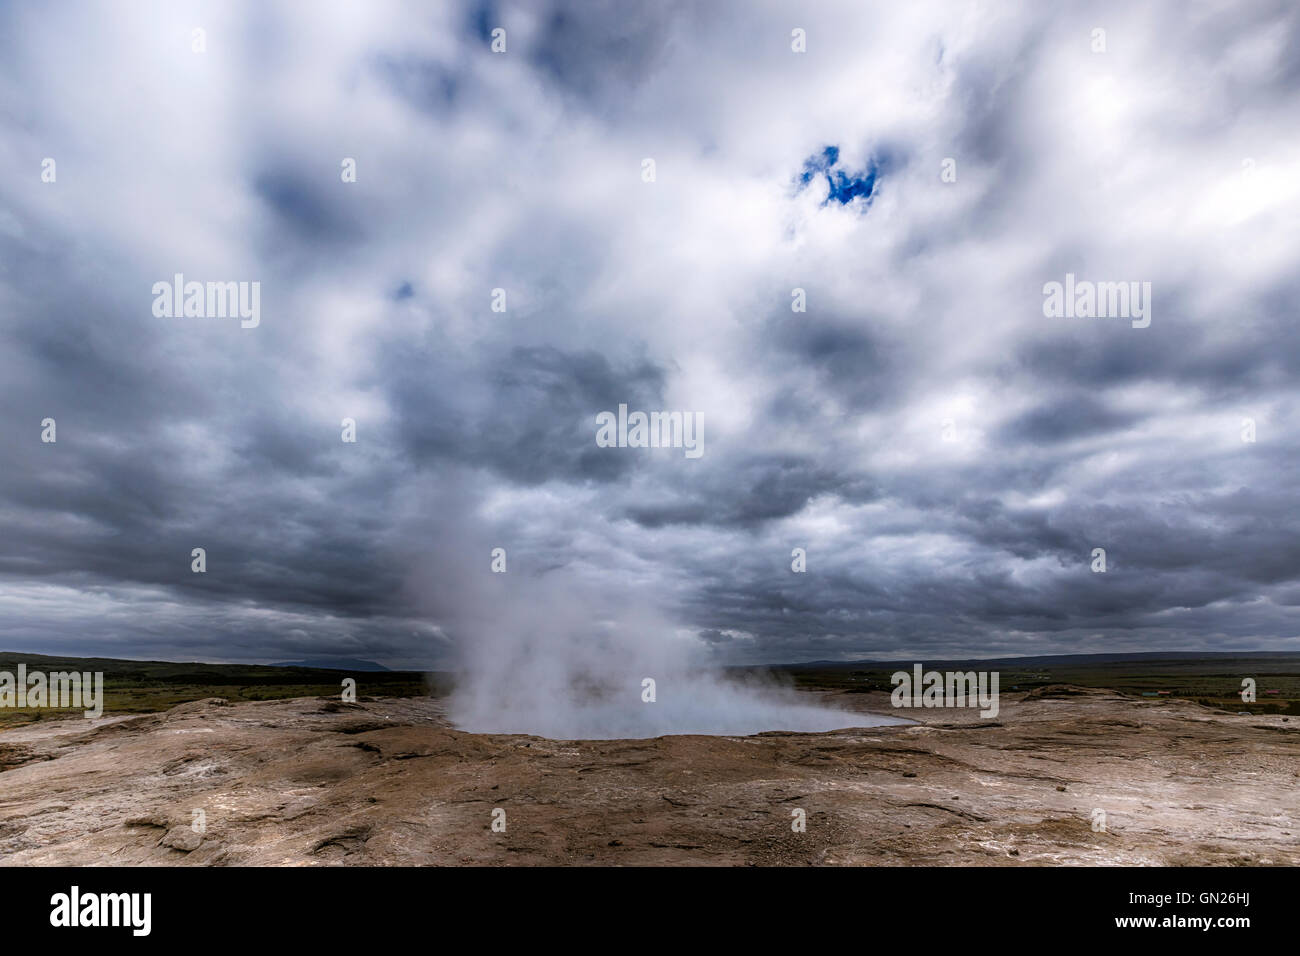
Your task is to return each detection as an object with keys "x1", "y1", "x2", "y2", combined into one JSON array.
[{"x1": 0, "y1": 0, "x2": 1297, "y2": 667}]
